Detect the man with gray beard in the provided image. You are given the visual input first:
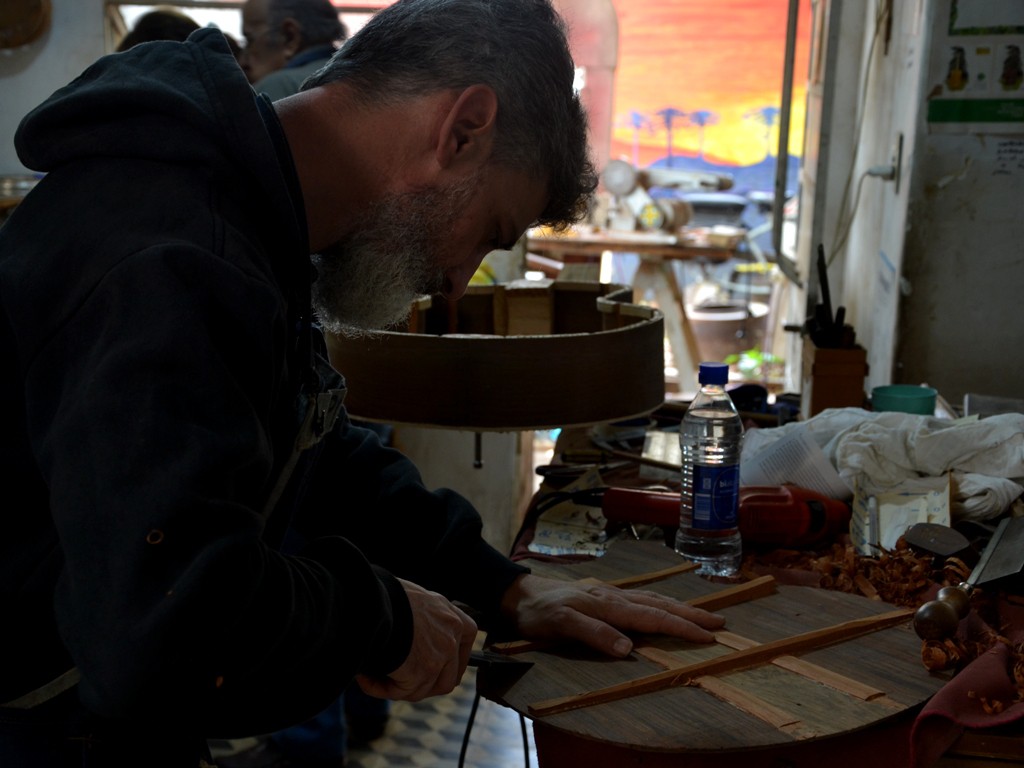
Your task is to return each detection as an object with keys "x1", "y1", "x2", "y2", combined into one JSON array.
[
  {"x1": 312, "y1": 171, "x2": 479, "y2": 335},
  {"x1": 0, "y1": 1, "x2": 726, "y2": 764}
]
